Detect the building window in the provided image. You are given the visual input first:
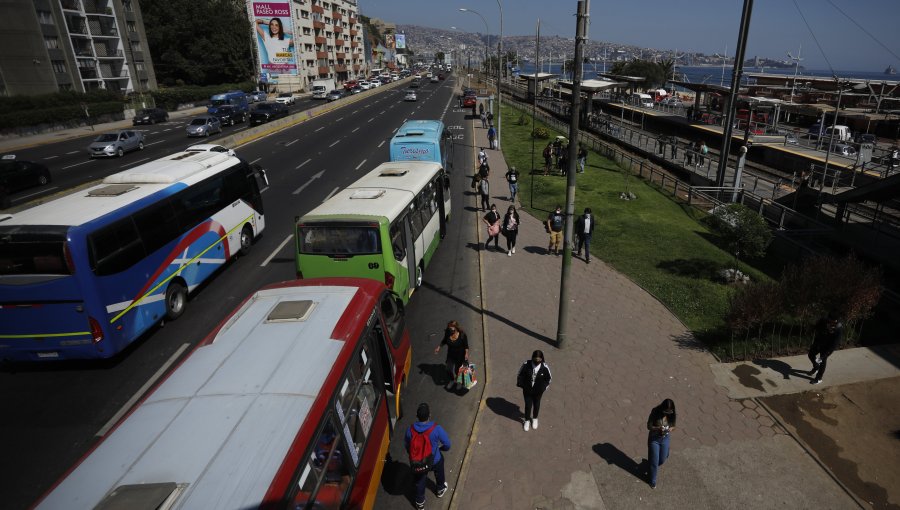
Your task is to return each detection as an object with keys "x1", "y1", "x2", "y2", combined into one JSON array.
[
  {"x1": 44, "y1": 36, "x2": 59, "y2": 49},
  {"x1": 134, "y1": 62, "x2": 145, "y2": 71},
  {"x1": 301, "y1": 10, "x2": 309, "y2": 18},
  {"x1": 123, "y1": 0, "x2": 134, "y2": 12},
  {"x1": 304, "y1": 44, "x2": 313, "y2": 52},
  {"x1": 131, "y1": 41, "x2": 143, "y2": 52},
  {"x1": 37, "y1": 10, "x2": 53, "y2": 24},
  {"x1": 127, "y1": 21, "x2": 137, "y2": 32},
  {"x1": 303, "y1": 27, "x2": 311, "y2": 35},
  {"x1": 52, "y1": 61, "x2": 67, "y2": 73},
  {"x1": 325, "y1": 17, "x2": 331, "y2": 25}
]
